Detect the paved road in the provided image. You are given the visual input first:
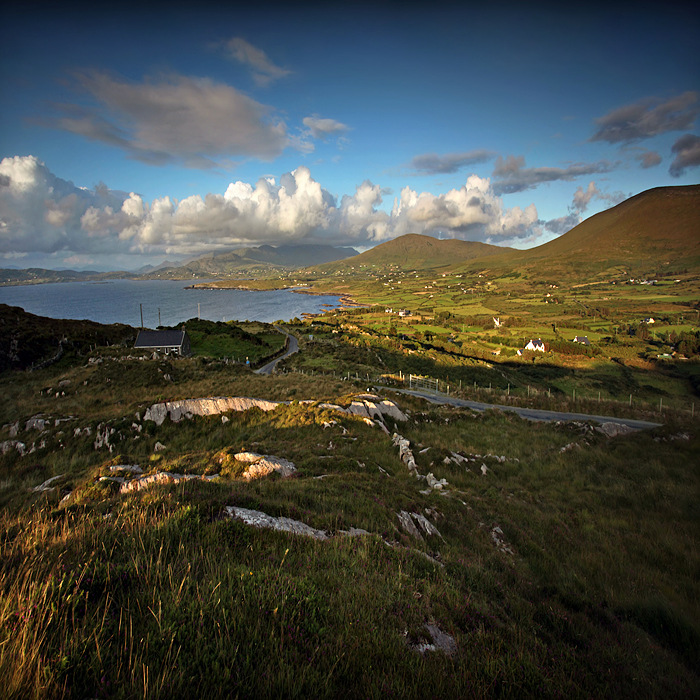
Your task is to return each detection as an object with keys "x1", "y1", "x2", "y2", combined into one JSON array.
[
  {"x1": 397, "y1": 389, "x2": 662, "y2": 431},
  {"x1": 255, "y1": 330, "x2": 298, "y2": 375}
]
